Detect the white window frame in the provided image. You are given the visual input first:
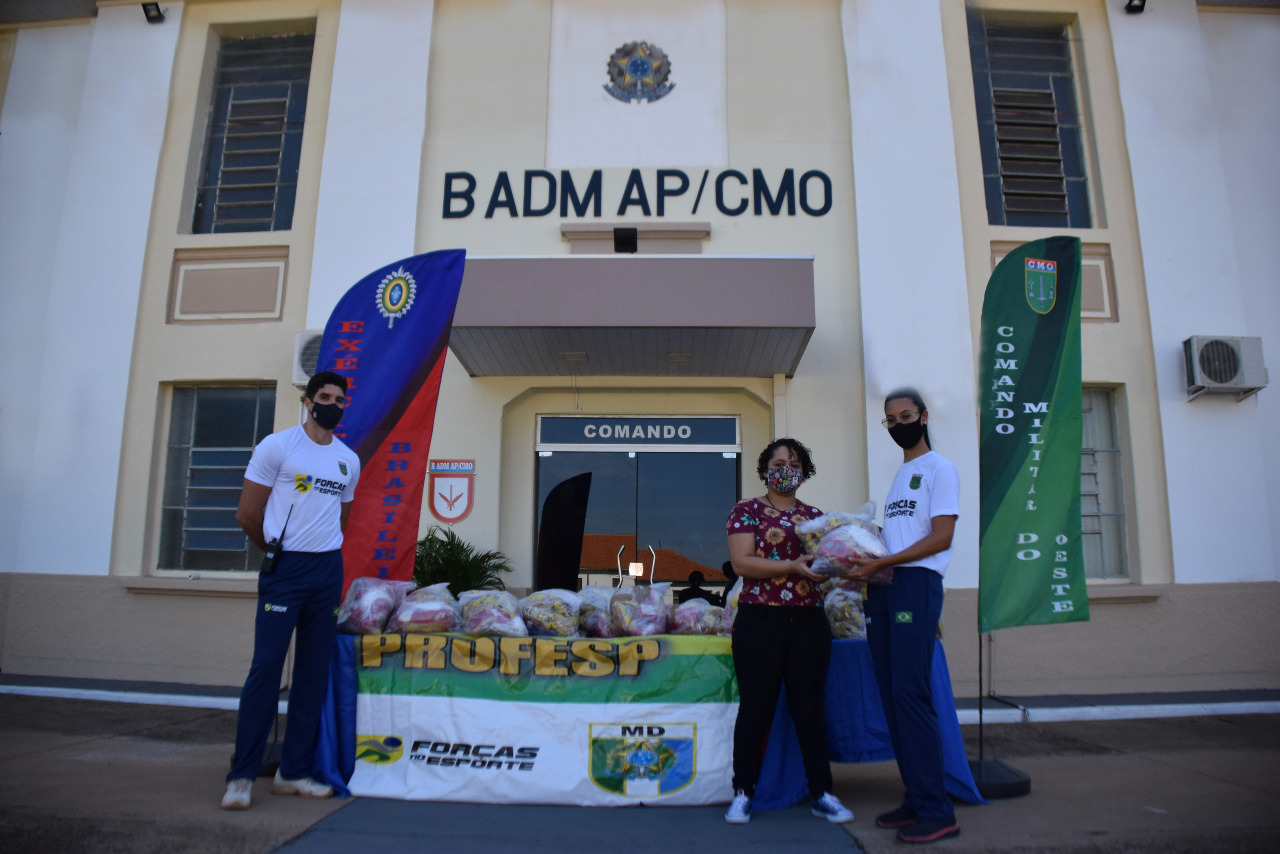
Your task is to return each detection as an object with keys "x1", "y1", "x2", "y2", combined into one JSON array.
[
  {"x1": 157, "y1": 383, "x2": 276, "y2": 573},
  {"x1": 1082, "y1": 387, "x2": 1128, "y2": 580}
]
